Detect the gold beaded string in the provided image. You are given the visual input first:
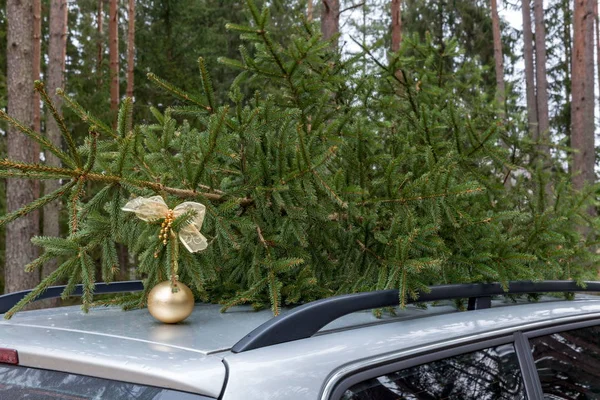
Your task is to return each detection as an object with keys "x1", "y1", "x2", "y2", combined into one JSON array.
[
  {"x1": 159, "y1": 209, "x2": 175, "y2": 244},
  {"x1": 154, "y1": 209, "x2": 175, "y2": 260}
]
